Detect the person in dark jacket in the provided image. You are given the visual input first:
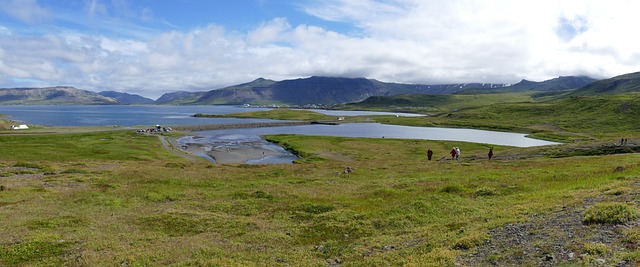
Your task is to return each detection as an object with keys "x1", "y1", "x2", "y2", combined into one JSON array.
[
  {"x1": 488, "y1": 147, "x2": 494, "y2": 160},
  {"x1": 450, "y1": 147, "x2": 457, "y2": 160},
  {"x1": 427, "y1": 148, "x2": 433, "y2": 161}
]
